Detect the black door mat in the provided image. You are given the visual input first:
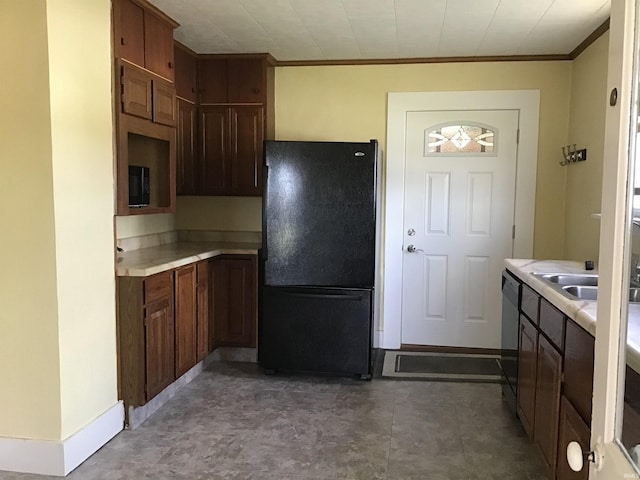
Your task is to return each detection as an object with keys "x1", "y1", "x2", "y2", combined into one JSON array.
[{"x1": 382, "y1": 351, "x2": 502, "y2": 382}]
